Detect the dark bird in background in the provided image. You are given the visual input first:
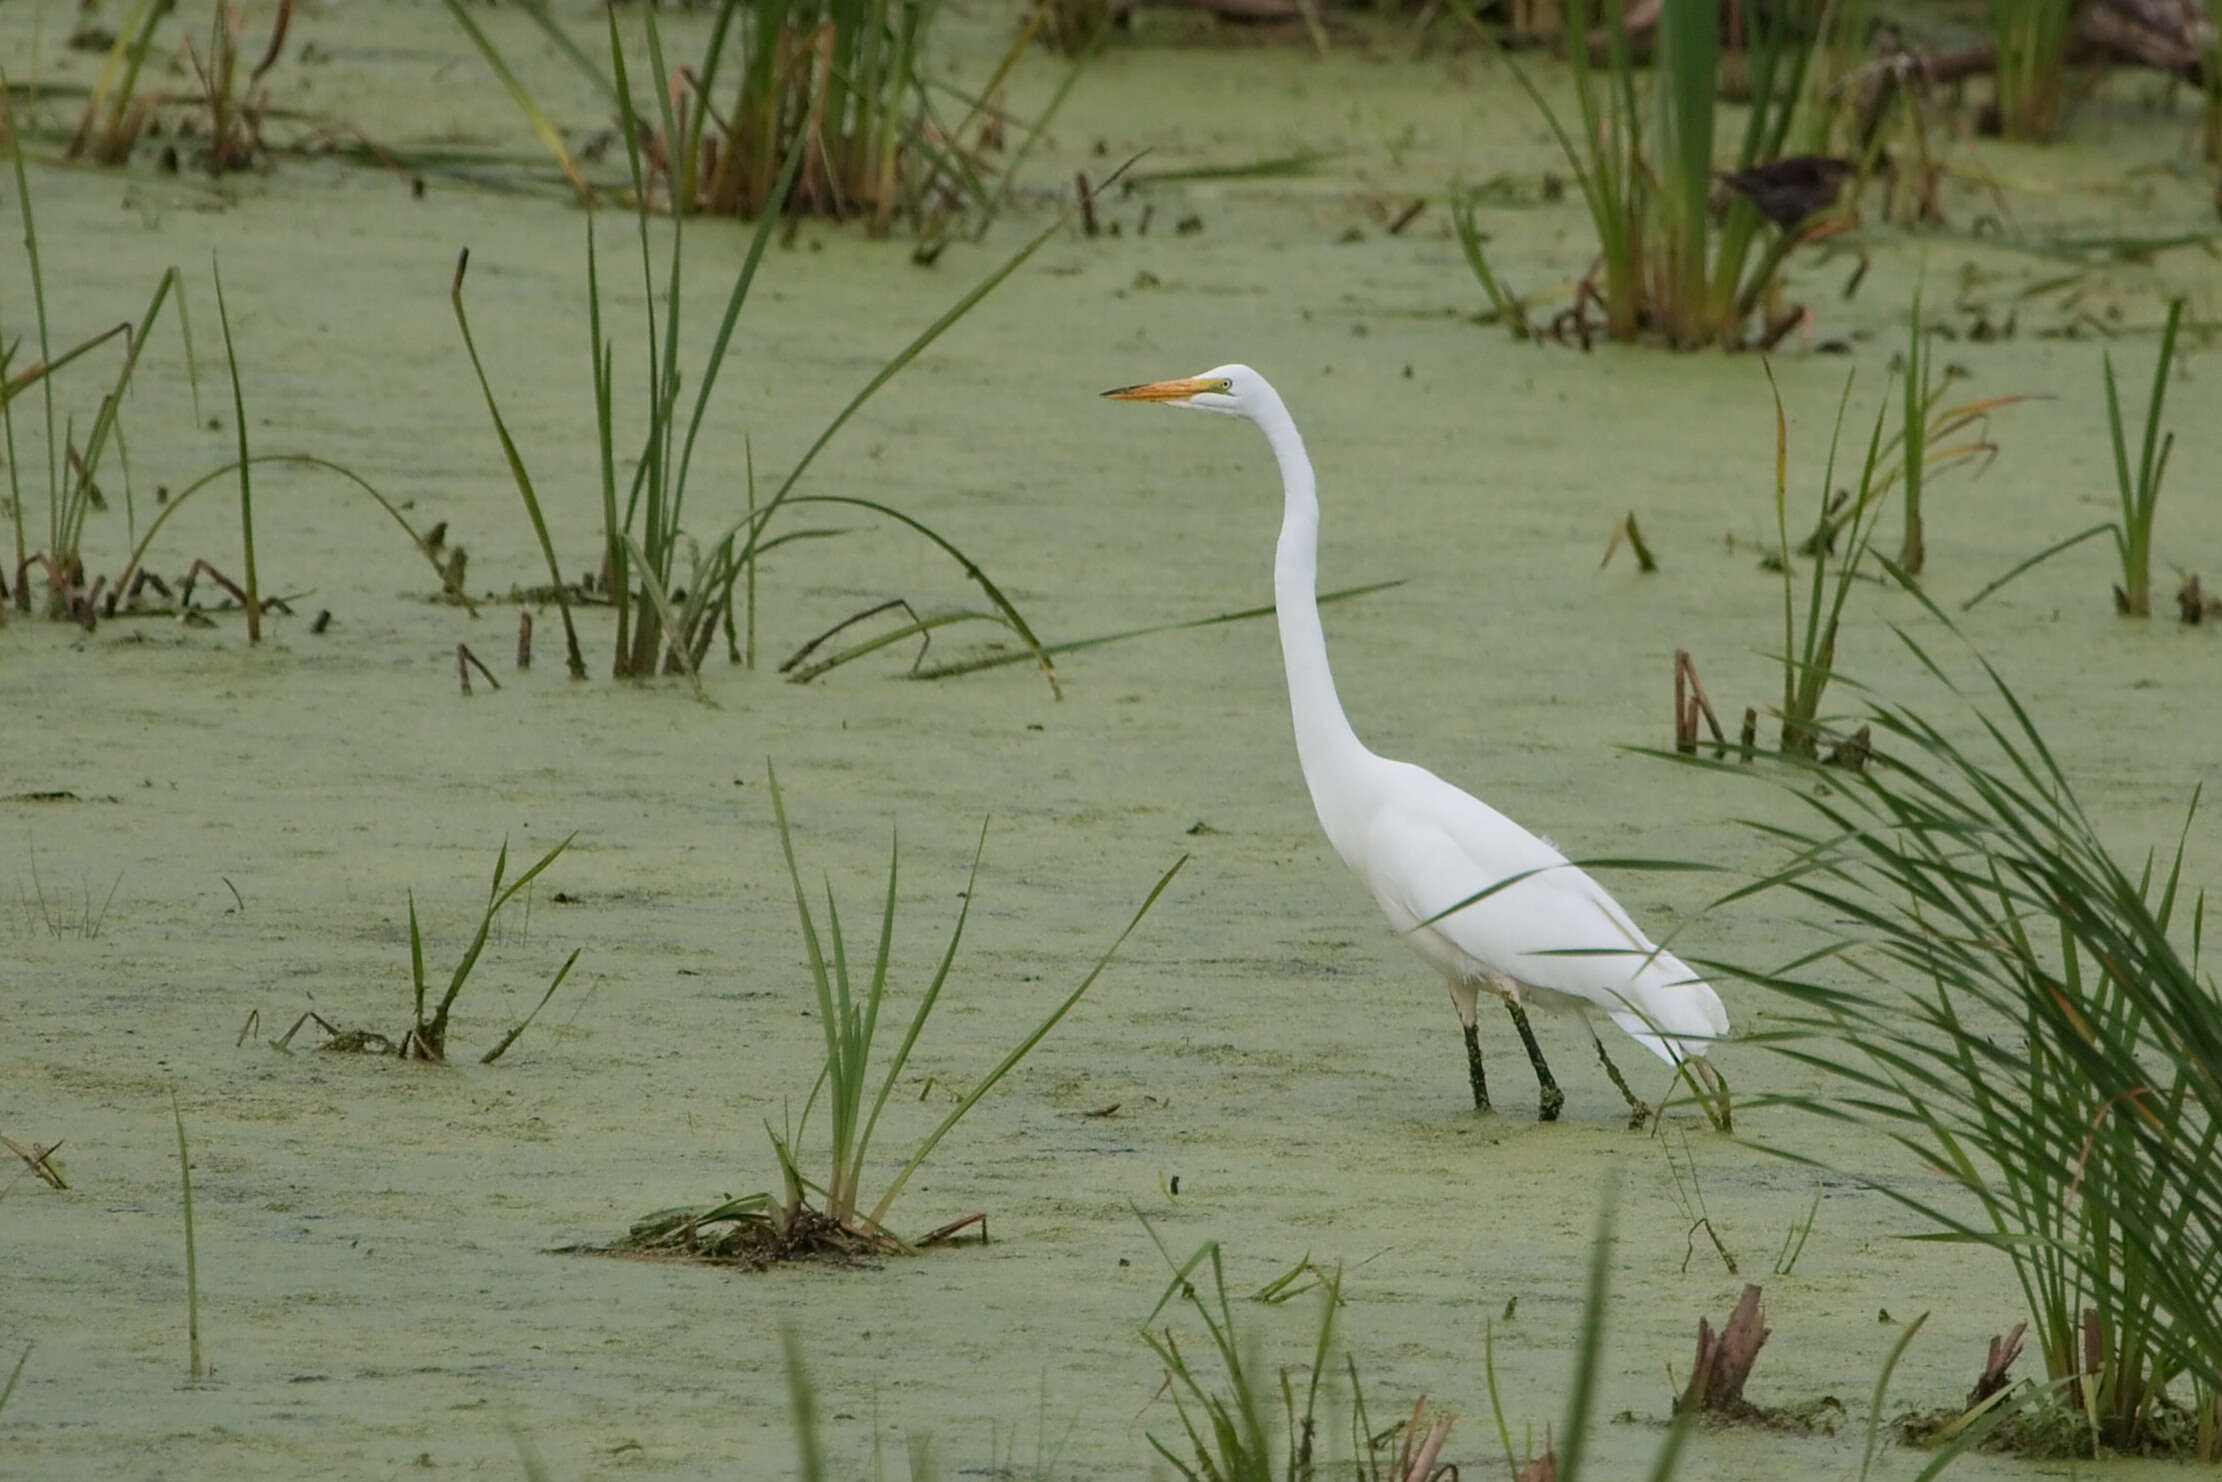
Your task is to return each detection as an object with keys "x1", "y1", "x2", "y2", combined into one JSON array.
[{"x1": 1716, "y1": 155, "x2": 1854, "y2": 230}]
